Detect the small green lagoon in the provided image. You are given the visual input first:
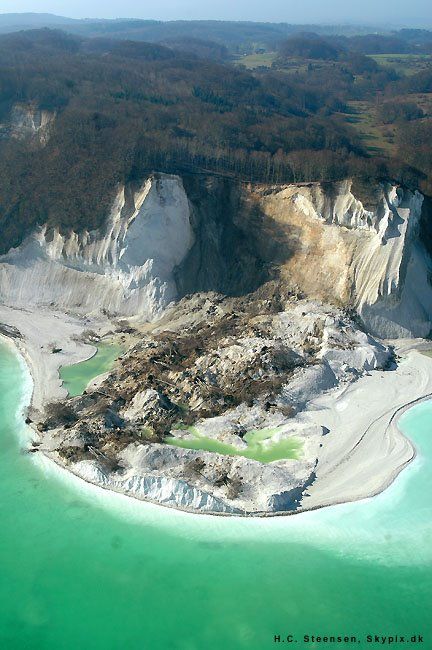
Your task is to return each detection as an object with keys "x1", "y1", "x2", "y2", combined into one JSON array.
[
  {"x1": 165, "y1": 426, "x2": 302, "y2": 462},
  {"x1": 60, "y1": 341, "x2": 123, "y2": 397}
]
